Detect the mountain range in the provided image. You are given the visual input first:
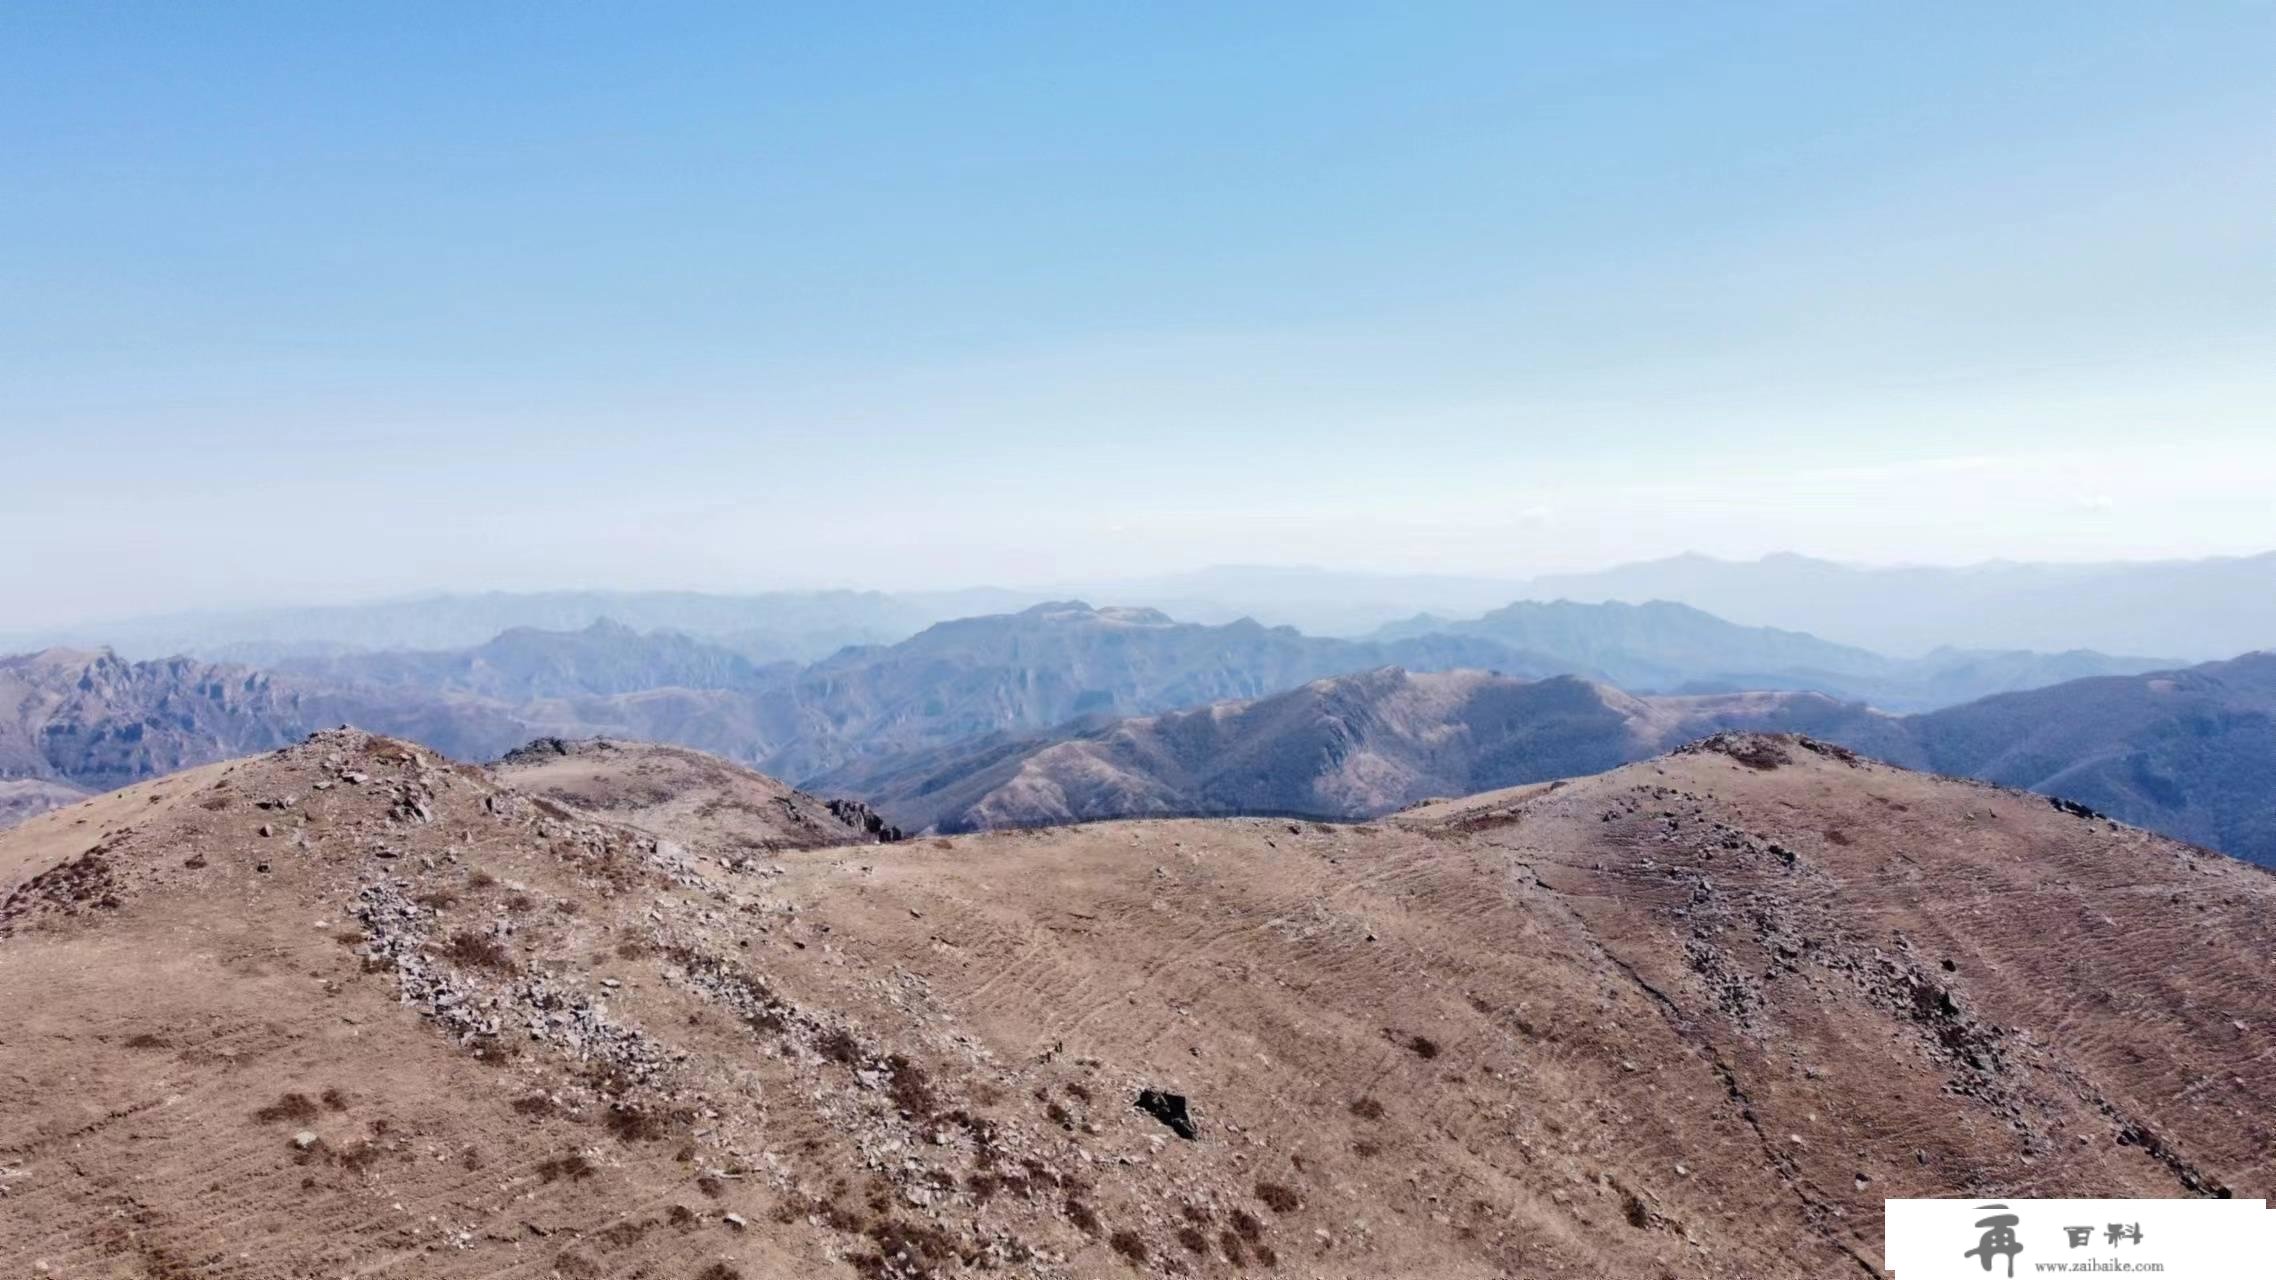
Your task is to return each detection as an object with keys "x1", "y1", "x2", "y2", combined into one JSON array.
[
  {"x1": 2, "y1": 586, "x2": 1035, "y2": 666},
  {"x1": 812, "y1": 670, "x2": 1892, "y2": 835},
  {"x1": 1373, "y1": 598, "x2": 2171, "y2": 707},
  {"x1": 822, "y1": 654, "x2": 2276, "y2": 867},
  {"x1": 1513, "y1": 551, "x2": 2276, "y2": 659},
  {"x1": 2, "y1": 603, "x2": 2270, "y2": 863},
  {"x1": 12, "y1": 550, "x2": 2271, "y2": 663}
]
